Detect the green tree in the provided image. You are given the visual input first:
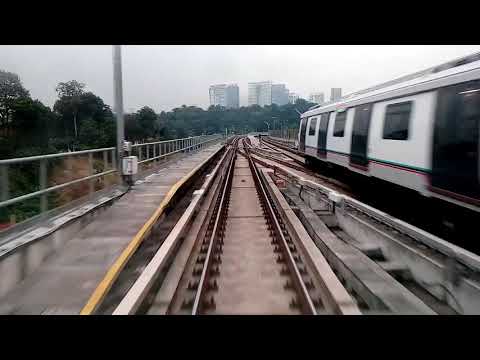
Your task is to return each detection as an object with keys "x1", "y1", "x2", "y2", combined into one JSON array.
[
  {"x1": 53, "y1": 84, "x2": 116, "y2": 150},
  {"x1": 54, "y1": 80, "x2": 85, "y2": 139},
  {"x1": 0, "y1": 70, "x2": 30, "y2": 136},
  {"x1": 136, "y1": 106, "x2": 158, "y2": 140},
  {"x1": 11, "y1": 98, "x2": 57, "y2": 153}
]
